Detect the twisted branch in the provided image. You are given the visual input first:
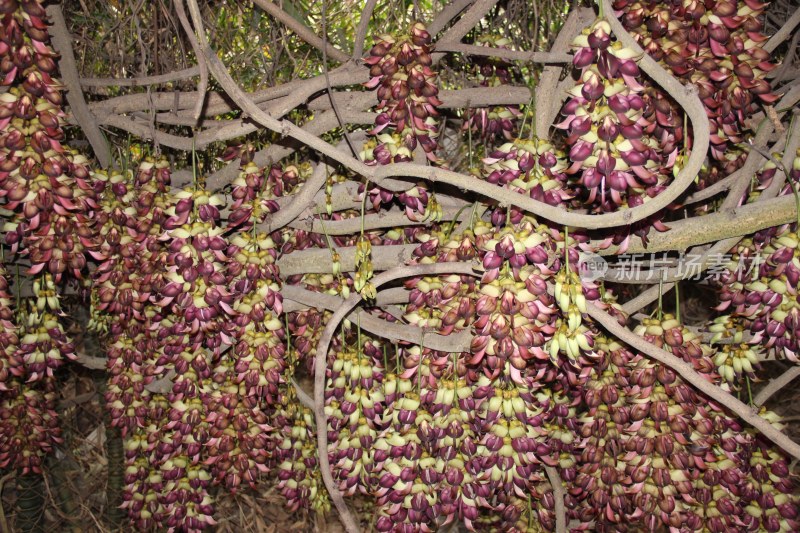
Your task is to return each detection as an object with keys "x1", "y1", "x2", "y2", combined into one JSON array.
[
  {"x1": 310, "y1": 262, "x2": 482, "y2": 532},
  {"x1": 754, "y1": 366, "x2": 800, "y2": 407},
  {"x1": 48, "y1": 5, "x2": 113, "y2": 168},
  {"x1": 252, "y1": 0, "x2": 350, "y2": 63},
  {"x1": 586, "y1": 302, "x2": 800, "y2": 459}
]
